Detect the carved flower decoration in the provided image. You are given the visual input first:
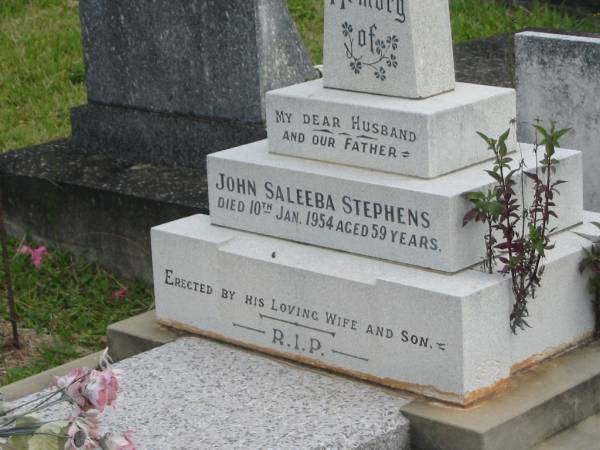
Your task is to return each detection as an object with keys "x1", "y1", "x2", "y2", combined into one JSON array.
[
  {"x1": 386, "y1": 35, "x2": 399, "y2": 50},
  {"x1": 387, "y1": 53, "x2": 398, "y2": 68},
  {"x1": 350, "y1": 60, "x2": 363, "y2": 74},
  {"x1": 342, "y1": 22, "x2": 353, "y2": 37},
  {"x1": 375, "y1": 66, "x2": 386, "y2": 81},
  {"x1": 375, "y1": 39, "x2": 386, "y2": 55}
]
